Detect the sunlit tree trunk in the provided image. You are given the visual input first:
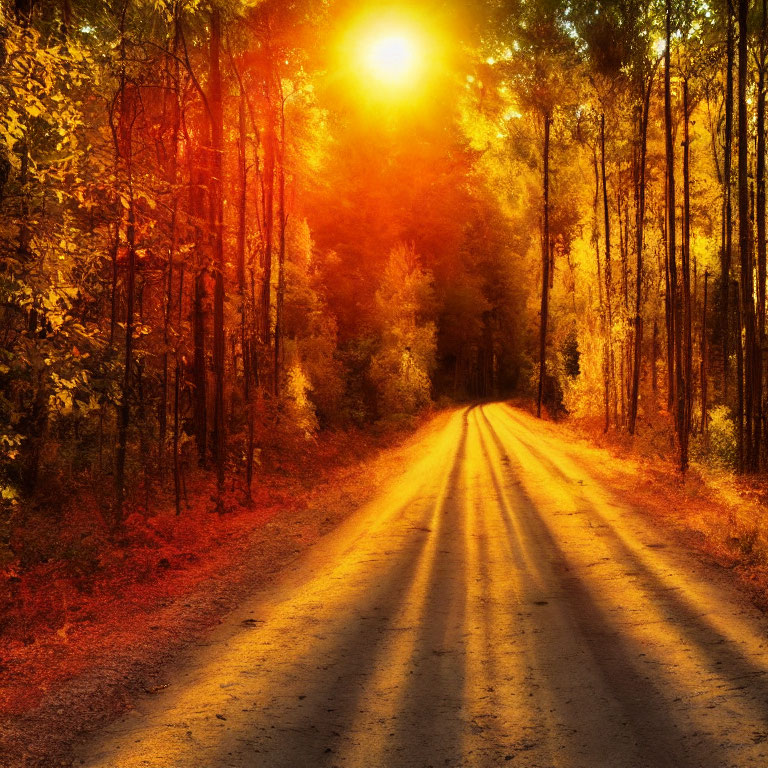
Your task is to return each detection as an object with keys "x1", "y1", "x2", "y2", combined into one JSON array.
[
  {"x1": 735, "y1": 279, "x2": 744, "y2": 470},
  {"x1": 755, "y1": 0, "x2": 767, "y2": 468},
  {"x1": 600, "y1": 112, "x2": 618, "y2": 428},
  {"x1": 652, "y1": 317, "x2": 659, "y2": 402},
  {"x1": 593, "y1": 146, "x2": 610, "y2": 432},
  {"x1": 187, "y1": 93, "x2": 209, "y2": 467},
  {"x1": 629, "y1": 60, "x2": 658, "y2": 434},
  {"x1": 722, "y1": 1, "x2": 735, "y2": 399},
  {"x1": 664, "y1": 171, "x2": 675, "y2": 411},
  {"x1": 682, "y1": 75, "x2": 692, "y2": 461},
  {"x1": 192, "y1": 267, "x2": 208, "y2": 466},
  {"x1": 536, "y1": 111, "x2": 551, "y2": 418},
  {"x1": 274, "y1": 87, "x2": 287, "y2": 397},
  {"x1": 235, "y1": 82, "x2": 256, "y2": 501},
  {"x1": 115, "y1": 143, "x2": 136, "y2": 520},
  {"x1": 702, "y1": 269, "x2": 710, "y2": 440},
  {"x1": 738, "y1": 0, "x2": 756, "y2": 471},
  {"x1": 114, "y1": 2, "x2": 135, "y2": 523},
  {"x1": 621, "y1": 169, "x2": 630, "y2": 424},
  {"x1": 665, "y1": 0, "x2": 685, "y2": 470},
  {"x1": 160, "y1": 16, "x2": 181, "y2": 486},
  {"x1": 261, "y1": 91, "x2": 276, "y2": 354},
  {"x1": 209, "y1": 7, "x2": 226, "y2": 510}
]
